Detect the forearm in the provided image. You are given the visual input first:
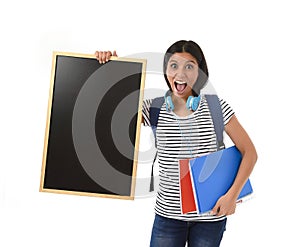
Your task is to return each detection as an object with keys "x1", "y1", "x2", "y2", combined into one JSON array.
[
  {"x1": 227, "y1": 148, "x2": 257, "y2": 200},
  {"x1": 224, "y1": 115, "x2": 258, "y2": 200}
]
